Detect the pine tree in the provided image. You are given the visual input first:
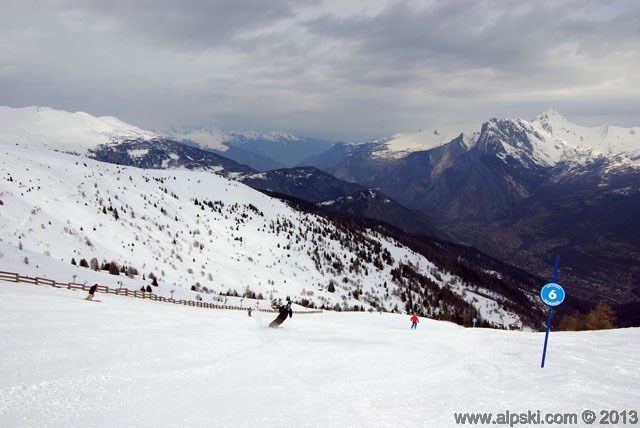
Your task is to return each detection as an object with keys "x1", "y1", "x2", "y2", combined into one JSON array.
[
  {"x1": 584, "y1": 301, "x2": 616, "y2": 330},
  {"x1": 559, "y1": 302, "x2": 616, "y2": 331},
  {"x1": 108, "y1": 262, "x2": 120, "y2": 276},
  {"x1": 559, "y1": 311, "x2": 584, "y2": 331}
]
